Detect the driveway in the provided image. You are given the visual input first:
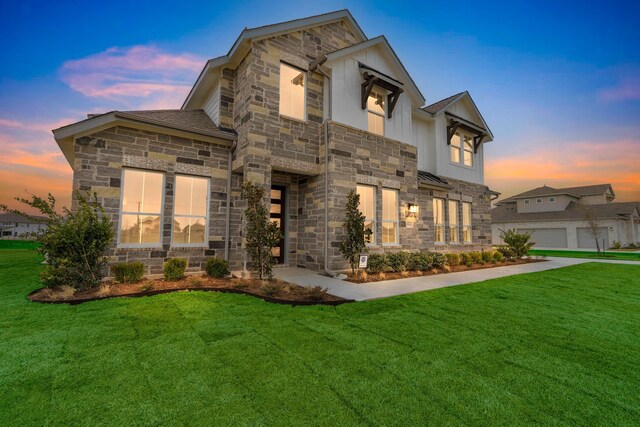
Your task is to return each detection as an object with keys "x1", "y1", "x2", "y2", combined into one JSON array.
[{"x1": 274, "y1": 257, "x2": 639, "y2": 301}]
